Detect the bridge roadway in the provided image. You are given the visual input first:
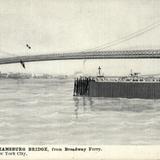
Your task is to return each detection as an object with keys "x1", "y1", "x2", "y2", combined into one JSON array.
[{"x1": 0, "y1": 49, "x2": 160, "y2": 65}]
